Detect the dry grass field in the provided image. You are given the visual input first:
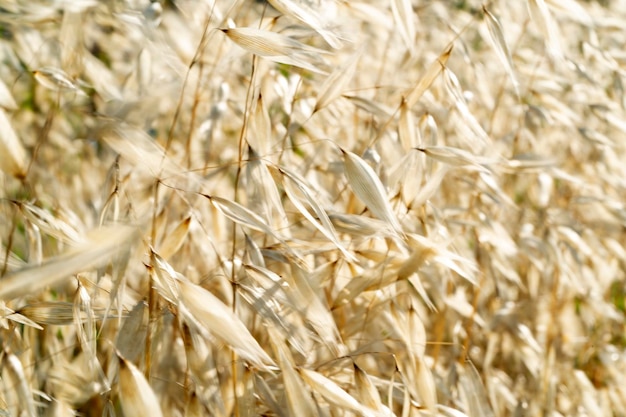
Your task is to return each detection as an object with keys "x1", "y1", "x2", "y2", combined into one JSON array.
[{"x1": 1, "y1": 0, "x2": 626, "y2": 416}]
